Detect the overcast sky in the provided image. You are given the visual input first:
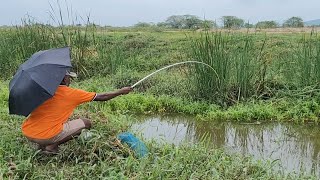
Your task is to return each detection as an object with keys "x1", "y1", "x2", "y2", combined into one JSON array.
[{"x1": 0, "y1": 0, "x2": 319, "y2": 26}]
